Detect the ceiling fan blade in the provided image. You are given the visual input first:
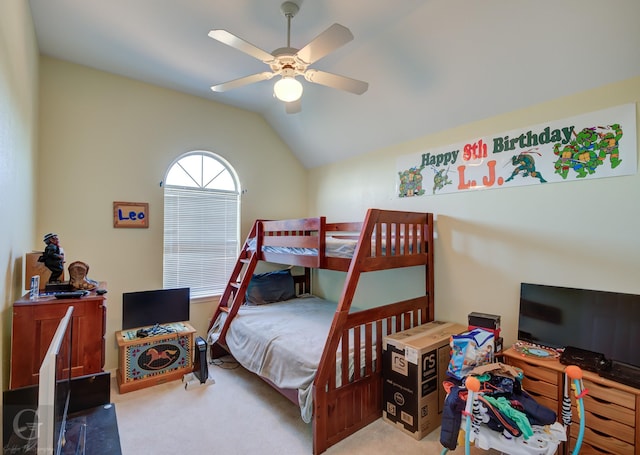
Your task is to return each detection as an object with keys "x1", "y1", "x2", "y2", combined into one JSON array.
[
  {"x1": 211, "y1": 72, "x2": 274, "y2": 92},
  {"x1": 295, "y1": 23, "x2": 354, "y2": 65},
  {"x1": 208, "y1": 30, "x2": 275, "y2": 63},
  {"x1": 285, "y1": 99, "x2": 301, "y2": 114},
  {"x1": 304, "y1": 69, "x2": 369, "y2": 95}
]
